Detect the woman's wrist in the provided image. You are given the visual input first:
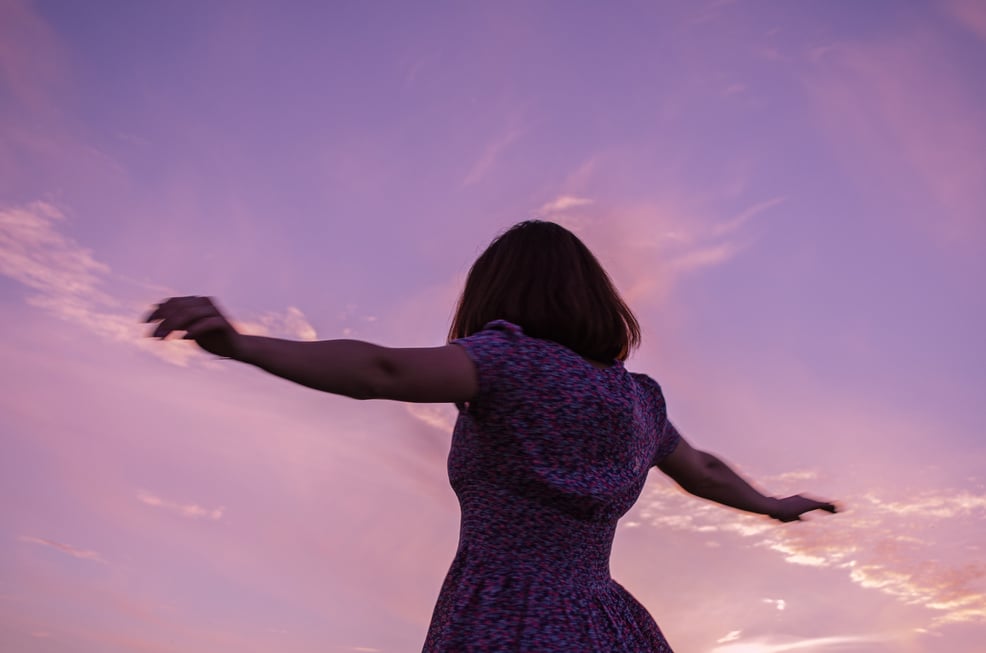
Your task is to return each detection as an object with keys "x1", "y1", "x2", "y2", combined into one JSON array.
[{"x1": 229, "y1": 333, "x2": 255, "y2": 364}]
